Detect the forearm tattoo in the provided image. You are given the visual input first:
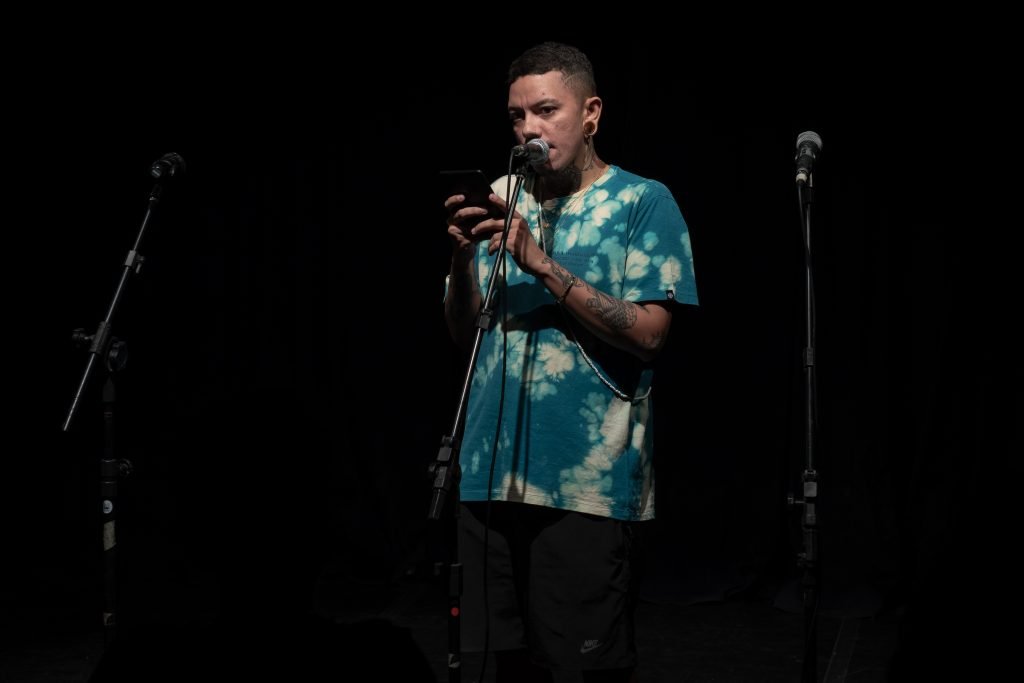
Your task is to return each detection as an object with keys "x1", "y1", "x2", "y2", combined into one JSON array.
[
  {"x1": 542, "y1": 257, "x2": 575, "y2": 290},
  {"x1": 585, "y1": 285, "x2": 638, "y2": 330},
  {"x1": 542, "y1": 257, "x2": 637, "y2": 330}
]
